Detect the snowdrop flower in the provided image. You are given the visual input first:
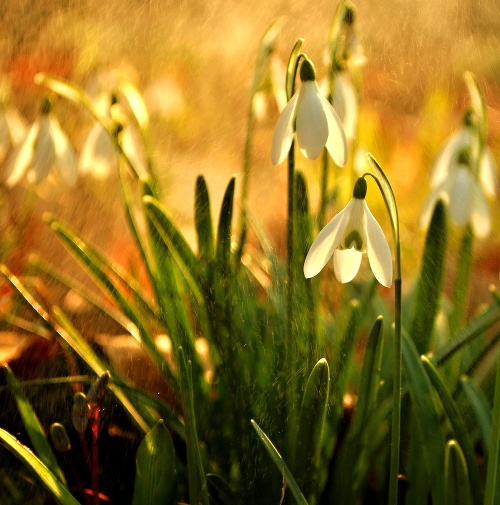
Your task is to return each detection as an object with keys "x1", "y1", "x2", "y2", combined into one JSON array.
[
  {"x1": 4, "y1": 98, "x2": 77, "y2": 187},
  {"x1": 271, "y1": 58, "x2": 348, "y2": 166},
  {"x1": 430, "y1": 112, "x2": 497, "y2": 197},
  {"x1": 331, "y1": 71, "x2": 358, "y2": 144},
  {"x1": 304, "y1": 177, "x2": 393, "y2": 287},
  {"x1": 0, "y1": 105, "x2": 27, "y2": 165},
  {"x1": 79, "y1": 94, "x2": 146, "y2": 179},
  {"x1": 421, "y1": 149, "x2": 491, "y2": 239}
]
